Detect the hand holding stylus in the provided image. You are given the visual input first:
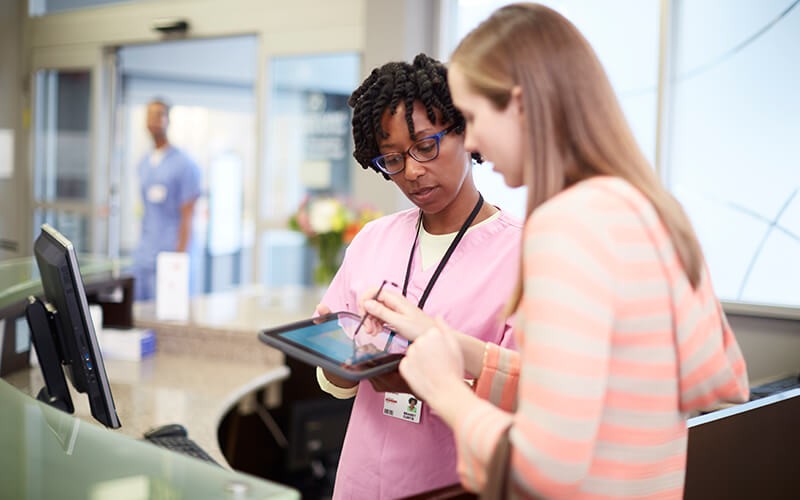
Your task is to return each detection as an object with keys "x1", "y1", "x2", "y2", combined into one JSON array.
[
  {"x1": 361, "y1": 287, "x2": 436, "y2": 342},
  {"x1": 356, "y1": 281, "x2": 397, "y2": 335},
  {"x1": 352, "y1": 280, "x2": 395, "y2": 338}
]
